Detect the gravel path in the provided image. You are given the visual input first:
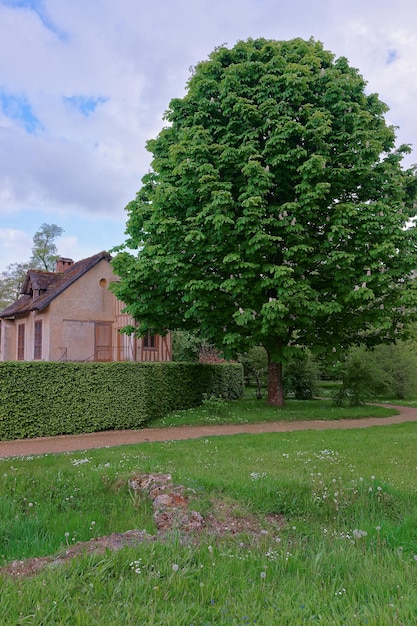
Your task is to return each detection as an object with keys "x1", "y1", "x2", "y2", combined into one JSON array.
[{"x1": 0, "y1": 403, "x2": 416, "y2": 459}]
